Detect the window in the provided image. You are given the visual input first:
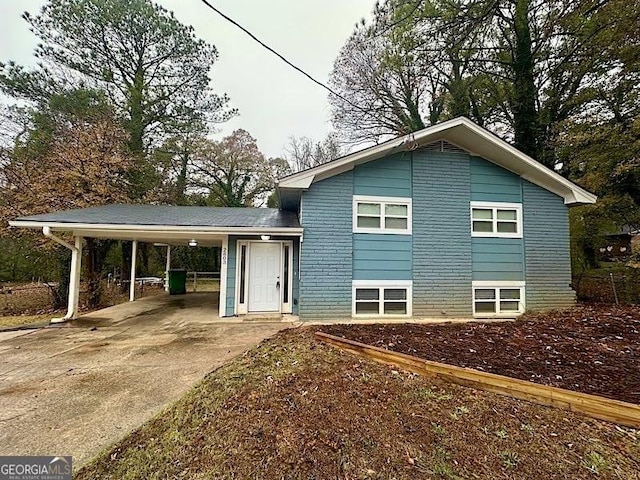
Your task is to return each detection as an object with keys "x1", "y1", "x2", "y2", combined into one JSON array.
[
  {"x1": 472, "y1": 282, "x2": 525, "y2": 316},
  {"x1": 352, "y1": 281, "x2": 412, "y2": 317},
  {"x1": 239, "y1": 244, "x2": 247, "y2": 304},
  {"x1": 470, "y1": 202, "x2": 522, "y2": 238},
  {"x1": 353, "y1": 196, "x2": 412, "y2": 234},
  {"x1": 283, "y1": 245, "x2": 290, "y2": 304}
]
